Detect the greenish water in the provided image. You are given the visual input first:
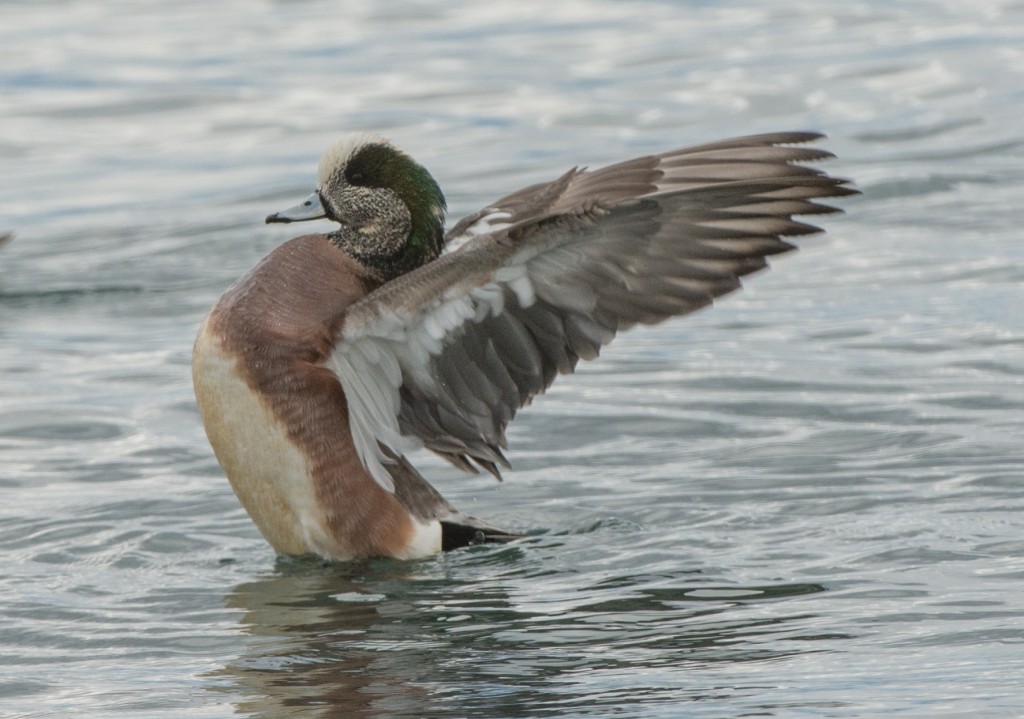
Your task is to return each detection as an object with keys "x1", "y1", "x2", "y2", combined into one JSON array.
[{"x1": 1, "y1": 1, "x2": 1023, "y2": 717}]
